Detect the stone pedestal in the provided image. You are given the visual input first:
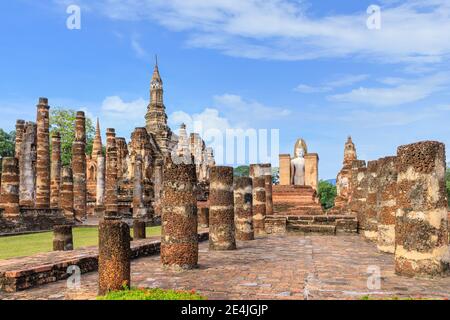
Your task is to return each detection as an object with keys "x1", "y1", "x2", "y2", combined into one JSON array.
[
  {"x1": 395, "y1": 141, "x2": 449, "y2": 277},
  {"x1": 0, "y1": 158, "x2": 20, "y2": 219},
  {"x1": 252, "y1": 176, "x2": 266, "y2": 235},
  {"x1": 98, "y1": 219, "x2": 131, "y2": 295},
  {"x1": 35, "y1": 98, "x2": 51, "y2": 209},
  {"x1": 364, "y1": 160, "x2": 379, "y2": 242},
  {"x1": 209, "y1": 166, "x2": 236, "y2": 250},
  {"x1": 60, "y1": 167, "x2": 74, "y2": 218},
  {"x1": 198, "y1": 207, "x2": 209, "y2": 228},
  {"x1": 279, "y1": 154, "x2": 291, "y2": 186},
  {"x1": 161, "y1": 158, "x2": 198, "y2": 269},
  {"x1": 133, "y1": 220, "x2": 146, "y2": 240},
  {"x1": 53, "y1": 225, "x2": 73, "y2": 251},
  {"x1": 234, "y1": 177, "x2": 254, "y2": 241},
  {"x1": 50, "y1": 132, "x2": 61, "y2": 209},
  {"x1": 376, "y1": 156, "x2": 397, "y2": 254}
]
